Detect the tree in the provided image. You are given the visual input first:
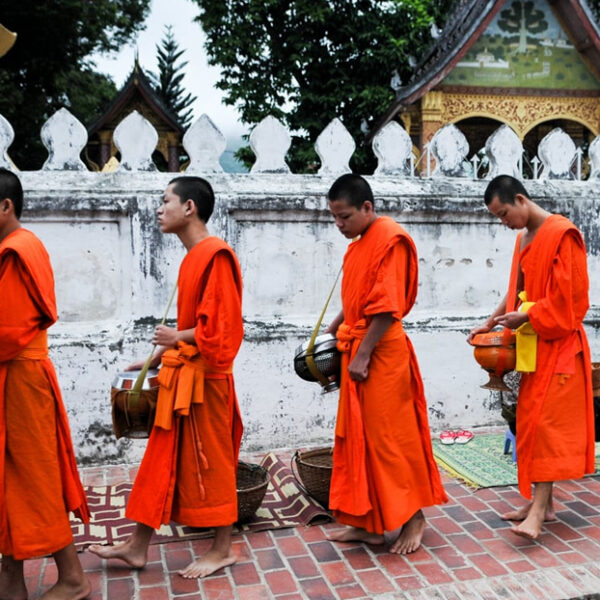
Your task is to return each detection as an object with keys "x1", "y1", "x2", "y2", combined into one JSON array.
[
  {"x1": 0, "y1": 0, "x2": 151, "y2": 169},
  {"x1": 190, "y1": 0, "x2": 454, "y2": 173},
  {"x1": 149, "y1": 25, "x2": 197, "y2": 129},
  {"x1": 498, "y1": 0, "x2": 548, "y2": 53}
]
